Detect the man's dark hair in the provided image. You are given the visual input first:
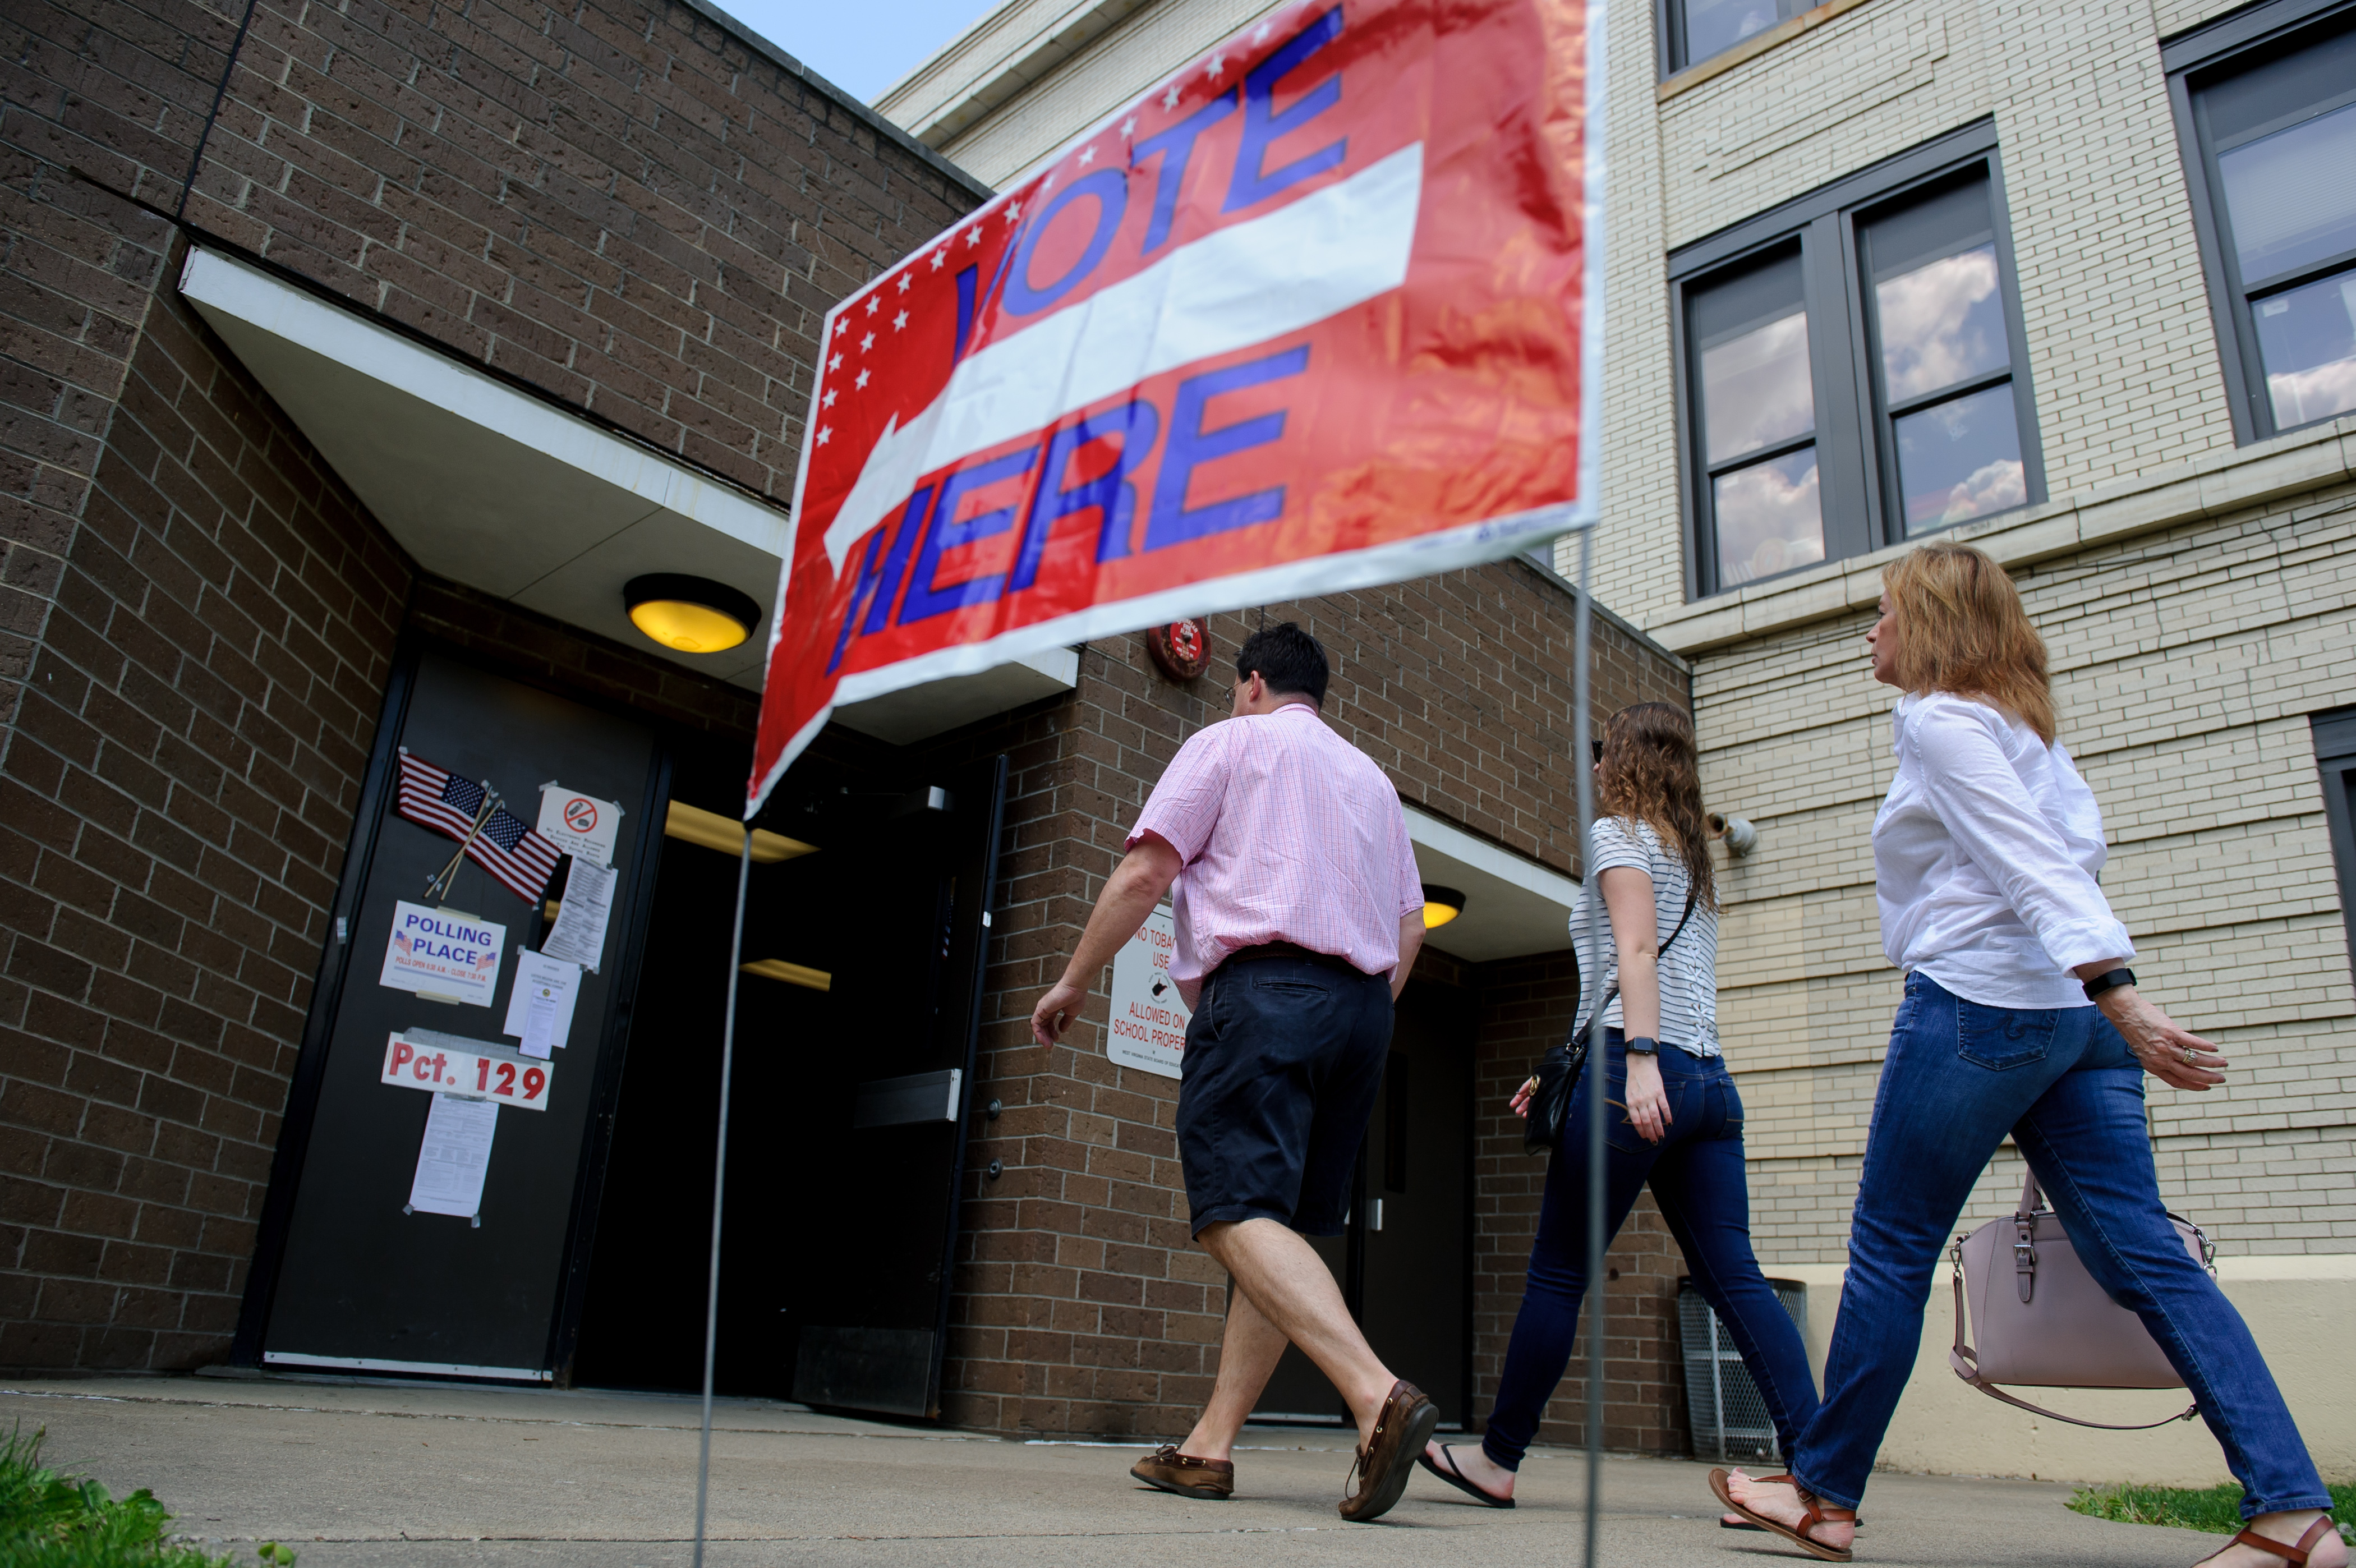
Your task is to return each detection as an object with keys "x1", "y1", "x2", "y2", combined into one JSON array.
[{"x1": 1235, "y1": 622, "x2": 1329, "y2": 707}]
